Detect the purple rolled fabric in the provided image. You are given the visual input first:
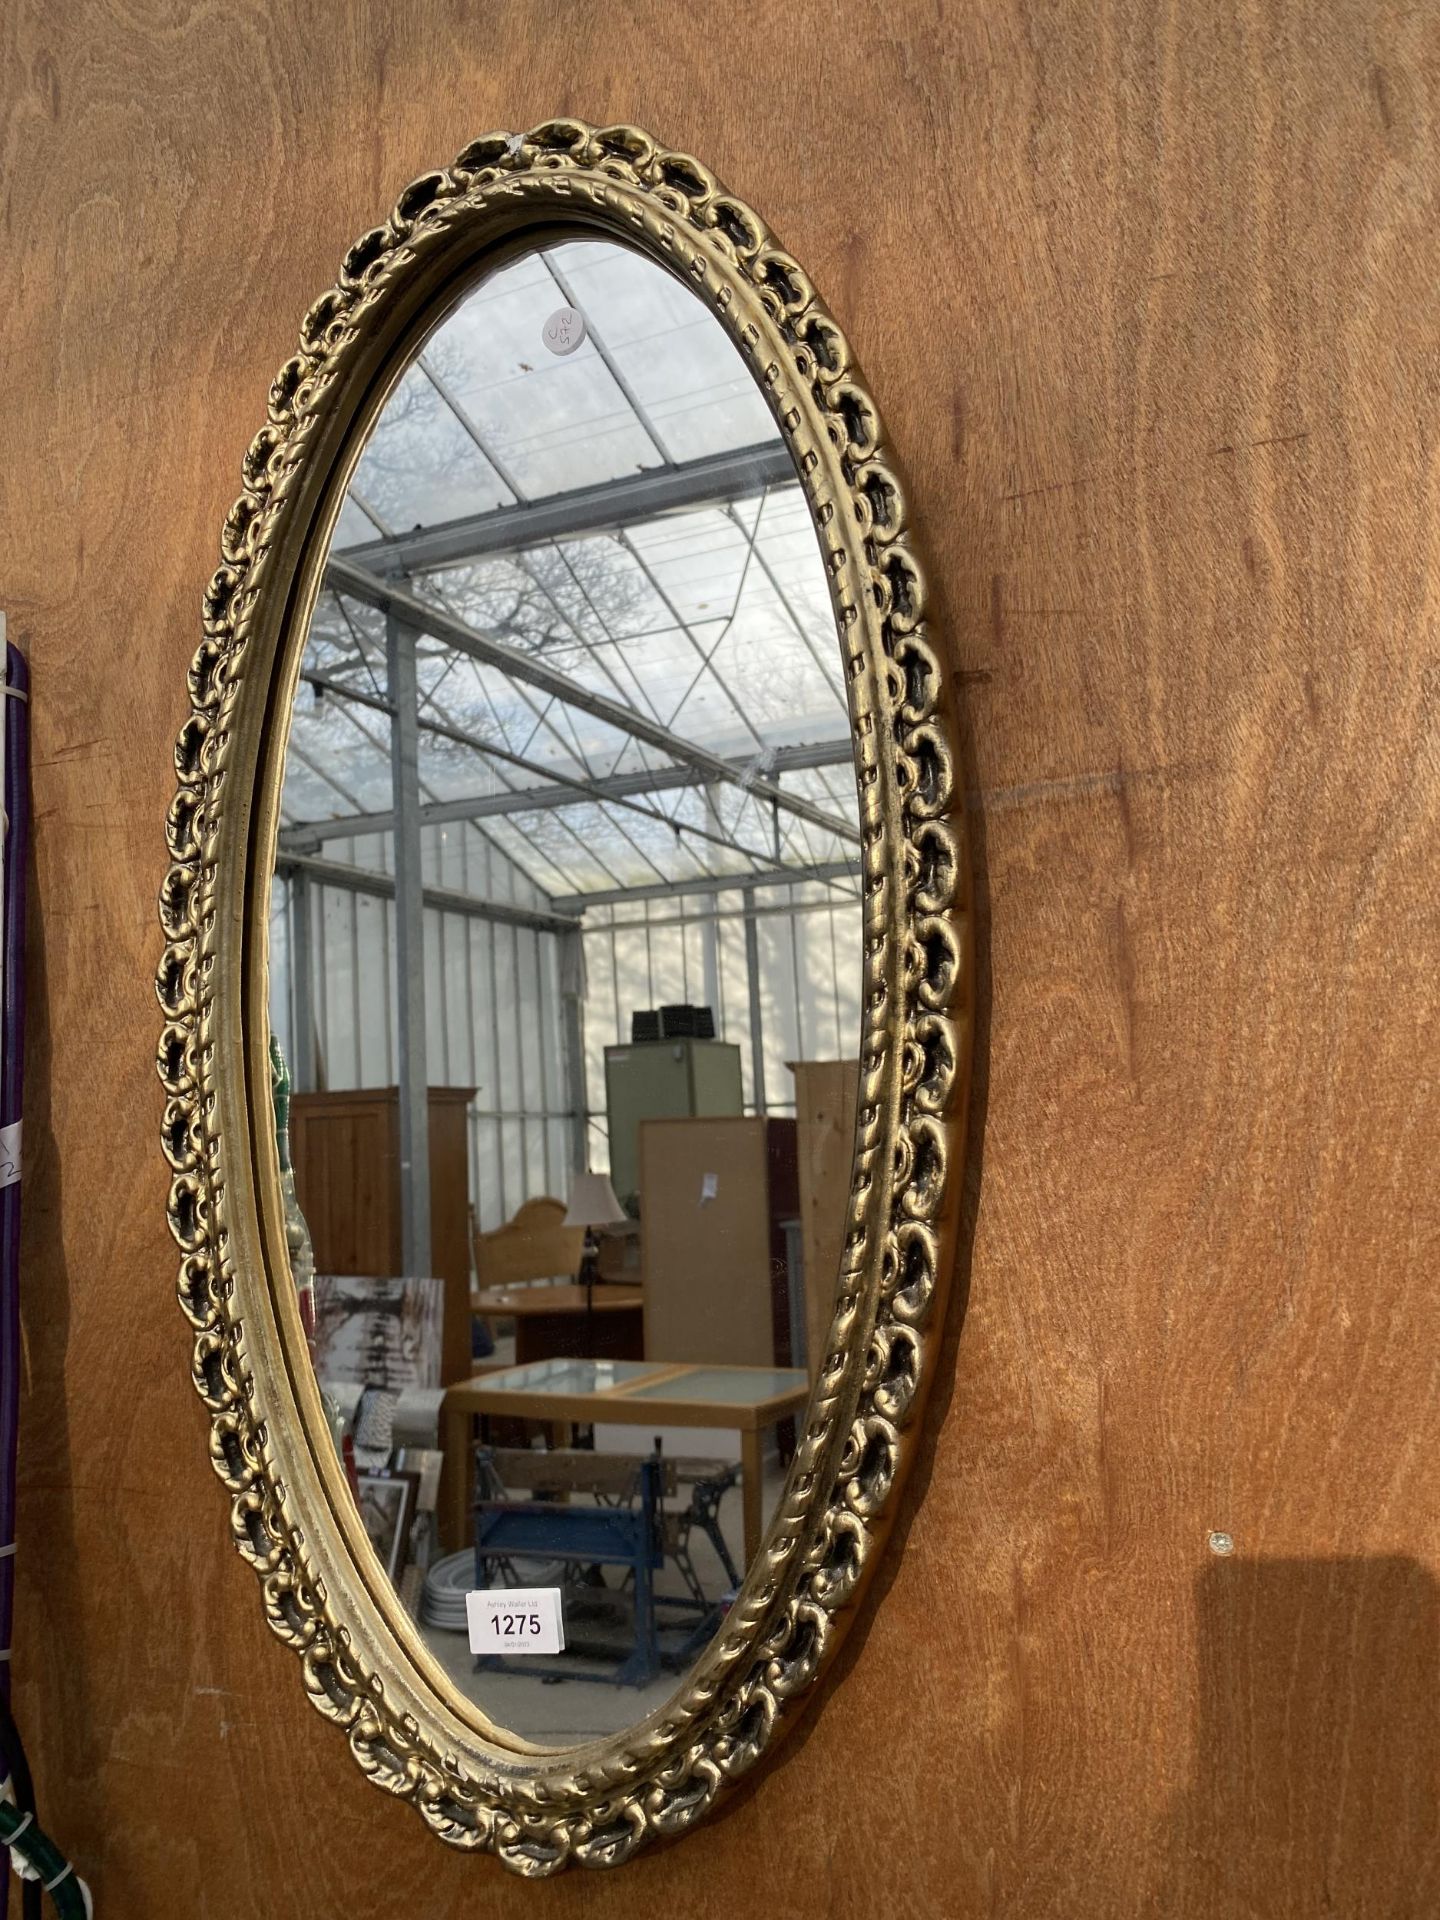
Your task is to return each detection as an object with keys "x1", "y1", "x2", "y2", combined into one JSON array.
[{"x1": 0, "y1": 643, "x2": 30, "y2": 1698}]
